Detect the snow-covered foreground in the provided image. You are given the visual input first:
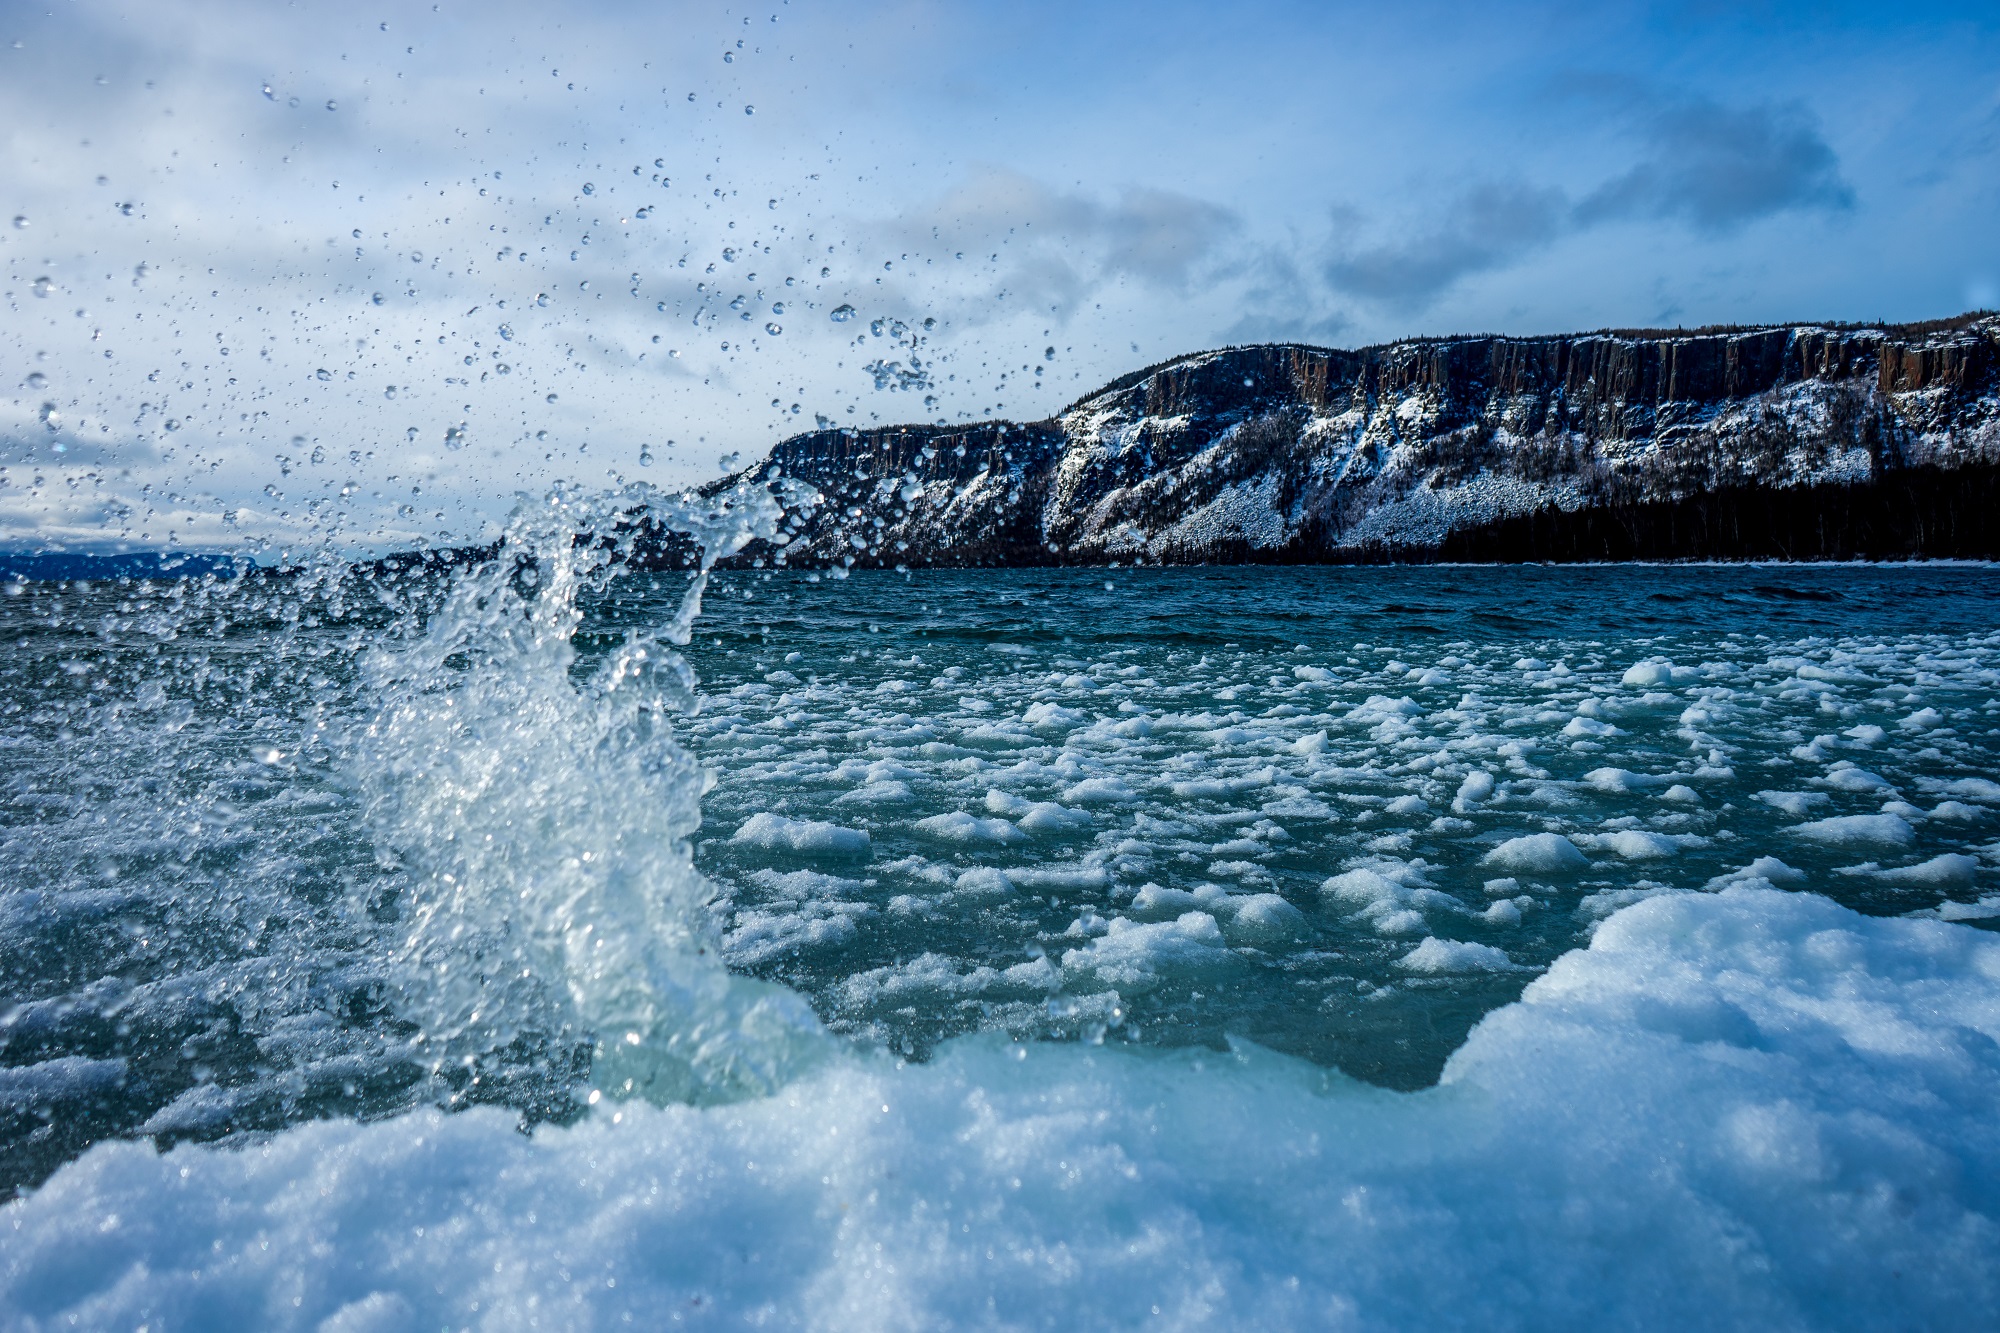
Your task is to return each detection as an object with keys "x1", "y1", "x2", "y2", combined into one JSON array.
[{"x1": 6, "y1": 886, "x2": 1996, "y2": 1330}]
